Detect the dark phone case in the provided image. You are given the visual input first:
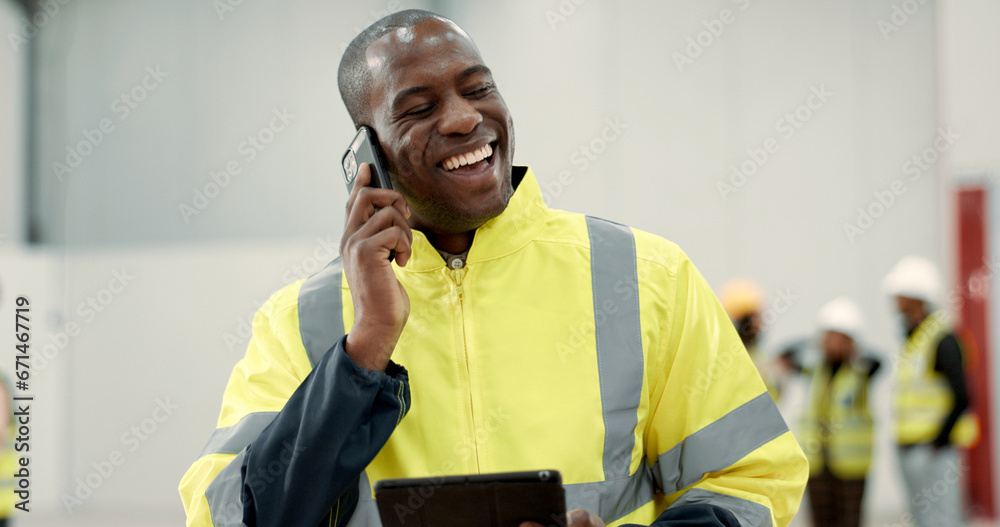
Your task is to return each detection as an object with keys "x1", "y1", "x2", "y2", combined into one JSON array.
[
  {"x1": 374, "y1": 470, "x2": 566, "y2": 527},
  {"x1": 343, "y1": 126, "x2": 394, "y2": 192}
]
